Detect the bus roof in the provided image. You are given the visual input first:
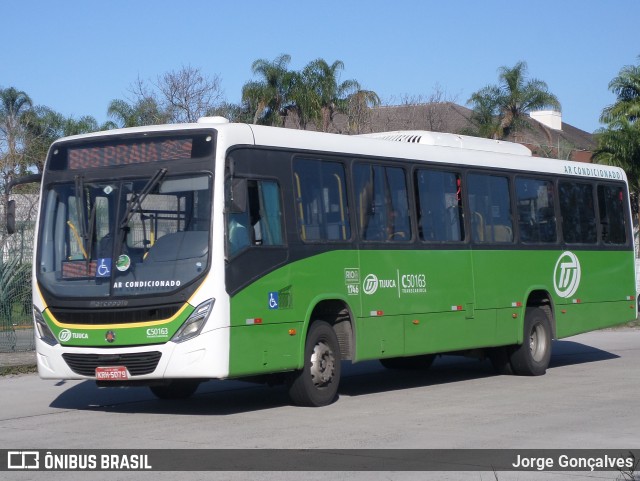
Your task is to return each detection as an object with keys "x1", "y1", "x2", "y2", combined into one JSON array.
[
  {"x1": 241, "y1": 124, "x2": 627, "y2": 184},
  {"x1": 50, "y1": 121, "x2": 628, "y2": 184},
  {"x1": 359, "y1": 130, "x2": 532, "y2": 157}
]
